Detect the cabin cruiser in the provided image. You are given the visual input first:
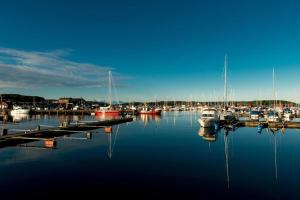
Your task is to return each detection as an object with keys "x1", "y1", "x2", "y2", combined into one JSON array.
[
  {"x1": 10, "y1": 106, "x2": 30, "y2": 115},
  {"x1": 198, "y1": 108, "x2": 220, "y2": 128}
]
